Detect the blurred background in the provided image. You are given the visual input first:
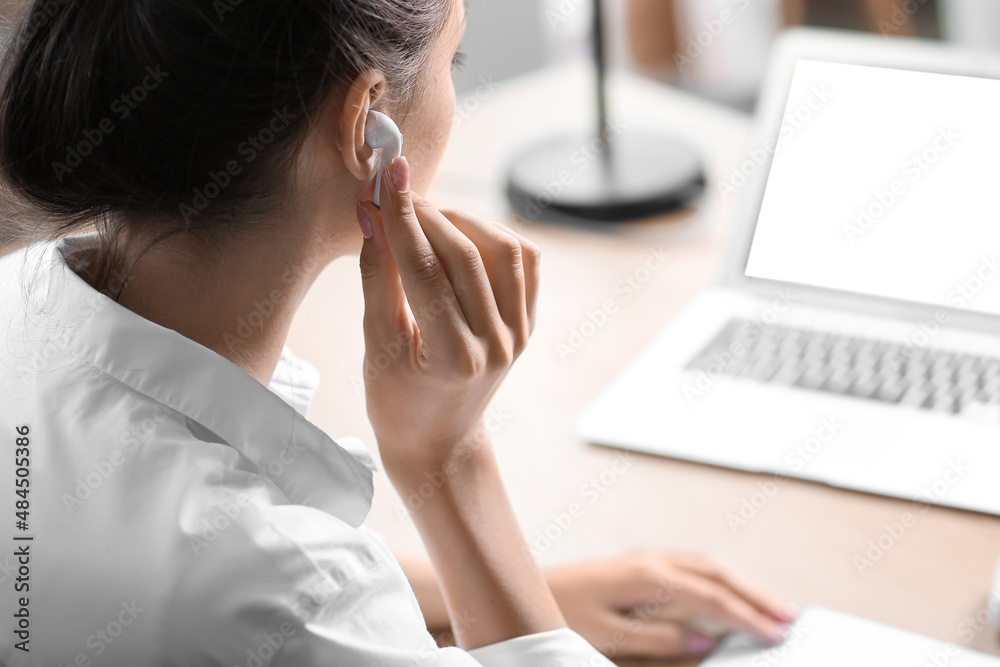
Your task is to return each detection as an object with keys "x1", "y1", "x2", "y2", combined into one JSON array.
[{"x1": 454, "y1": 0, "x2": 1000, "y2": 112}]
